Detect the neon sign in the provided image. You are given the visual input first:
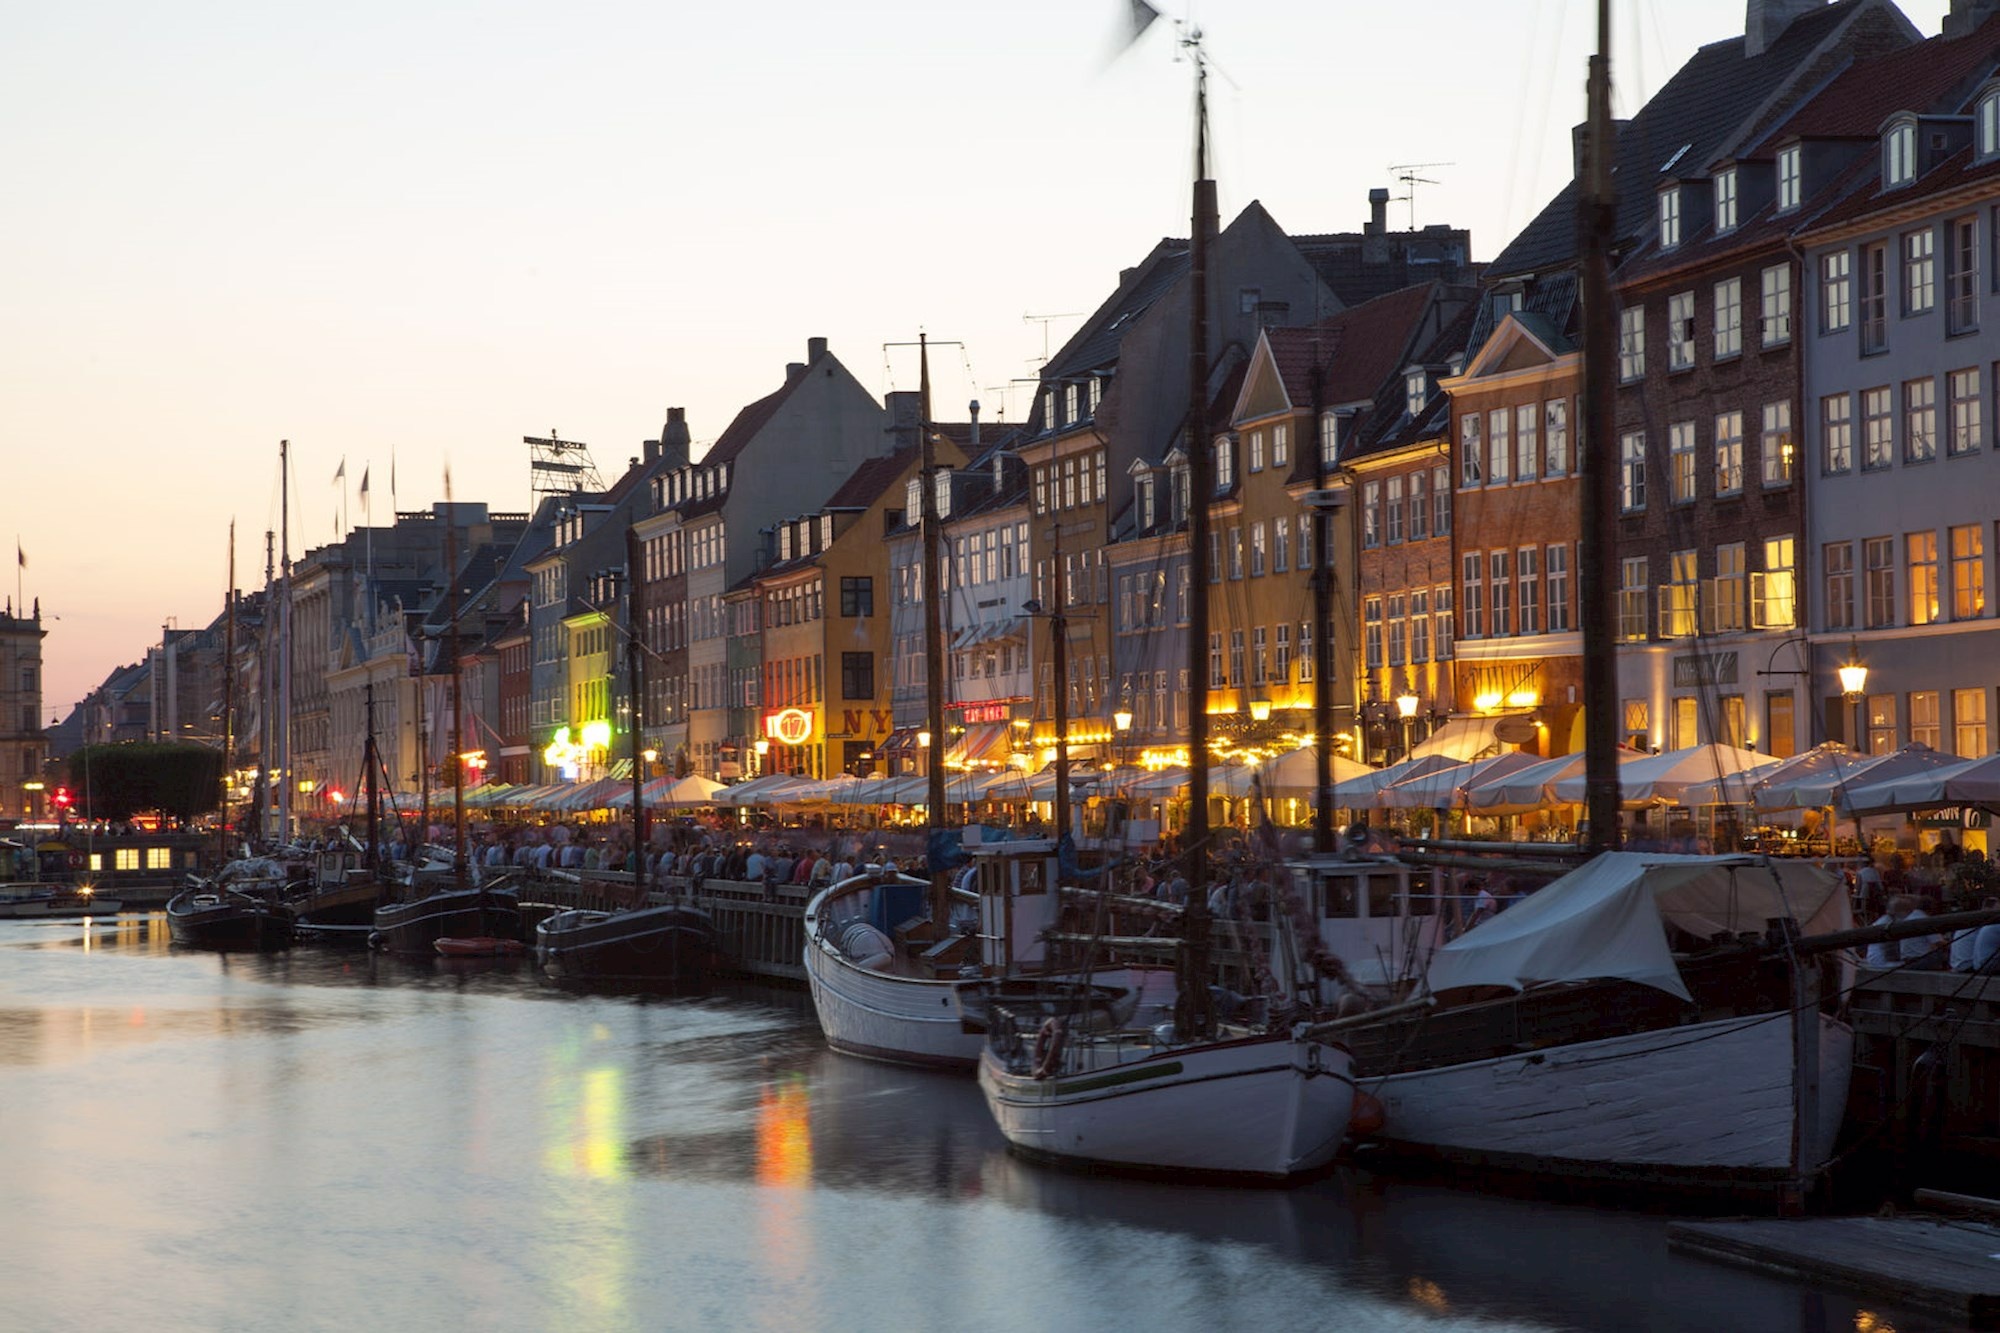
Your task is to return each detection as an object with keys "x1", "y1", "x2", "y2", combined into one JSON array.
[{"x1": 765, "y1": 708, "x2": 815, "y2": 746}]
